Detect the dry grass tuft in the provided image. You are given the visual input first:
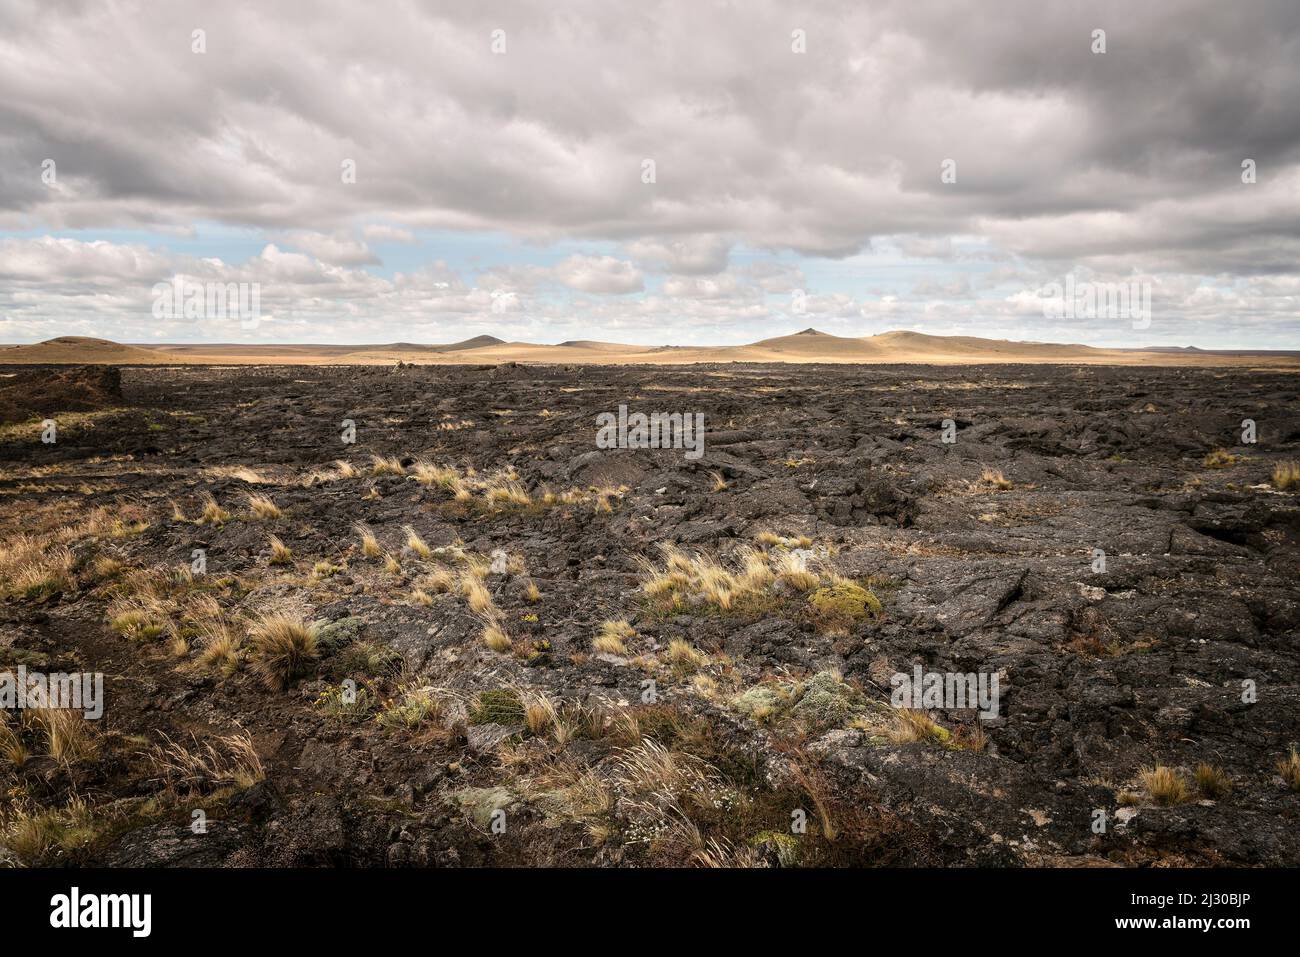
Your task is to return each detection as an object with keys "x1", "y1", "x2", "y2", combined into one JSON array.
[
  {"x1": 247, "y1": 613, "x2": 319, "y2": 690},
  {"x1": 665, "y1": 638, "x2": 707, "y2": 674},
  {"x1": 245, "y1": 493, "x2": 281, "y2": 520},
  {"x1": 1140, "y1": 765, "x2": 1190, "y2": 806},
  {"x1": 411, "y1": 459, "x2": 463, "y2": 491},
  {"x1": 0, "y1": 534, "x2": 75, "y2": 601},
  {"x1": 594, "y1": 619, "x2": 634, "y2": 654},
  {"x1": 1194, "y1": 763, "x2": 1232, "y2": 799},
  {"x1": 638, "y1": 542, "x2": 815, "y2": 614},
  {"x1": 196, "y1": 616, "x2": 243, "y2": 677},
  {"x1": 1272, "y1": 461, "x2": 1300, "y2": 490},
  {"x1": 1204, "y1": 449, "x2": 1240, "y2": 469},
  {"x1": 419, "y1": 567, "x2": 455, "y2": 594},
  {"x1": 29, "y1": 709, "x2": 98, "y2": 764},
  {"x1": 0, "y1": 715, "x2": 29, "y2": 766},
  {"x1": 770, "y1": 548, "x2": 819, "y2": 592},
  {"x1": 0, "y1": 794, "x2": 98, "y2": 864},
  {"x1": 980, "y1": 468, "x2": 1012, "y2": 490},
  {"x1": 402, "y1": 525, "x2": 433, "y2": 560},
  {"x1": 1278, "y1": 747, "x2": 1300, "y2": 790},
  {"x1": 353, "y1": 523, "x2": 383, "y2": 558},
  {"x1": 108, "y1": 603, "x2": 166, "y2": 641},
  {"x1": 590, "y1": 485, "x2": 627, "y2": 513},
  {"x1": 462, "y1": 575, "x2": 496, "y2": 616},
  {"x1": 145, "y1": 731, "x2": 264, "y2": 793},
  {"x1": 483, "y1": 477, "x2": 532, "y2": 508},
  {"x1": 196, "y1": 492, "x2": 230, "y2": 525},
  {"x1": 267, "y1": 534, "x2": 293, "y2": 566},
  {"x1": 482, "y1": 624, "x2": 513, "y2": 652},
  {"x1": 755, "y1": 530, "x2": 813, "y2": 549},
  {"x1": 613, "y1": 738, "x2": 720, "y2": 801},
  {"x1": 370, "y1": 455, "x2": 406, "y2": 476},
  {"x1": 884, "y1": 709, "x2": 951, "y2": 745}
]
